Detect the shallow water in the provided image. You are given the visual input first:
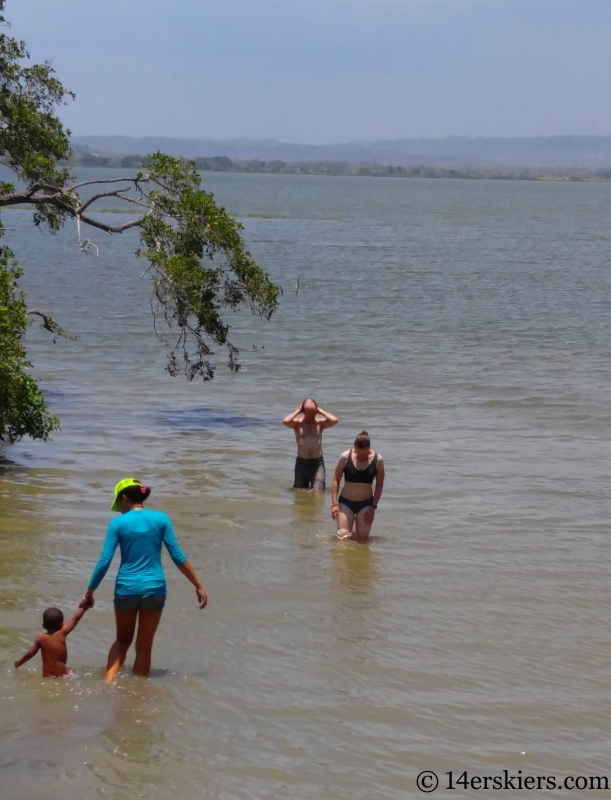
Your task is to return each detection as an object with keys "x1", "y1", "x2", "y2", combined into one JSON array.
[{"x1": 2, "y1": 173, "x2": 611, "y2": 799}]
